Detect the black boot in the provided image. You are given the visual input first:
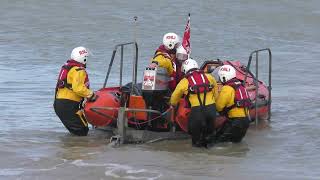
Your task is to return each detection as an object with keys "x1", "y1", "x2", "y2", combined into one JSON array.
[{"x1": 204, "y1": 134, "x2": 216, "y2": 148}]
